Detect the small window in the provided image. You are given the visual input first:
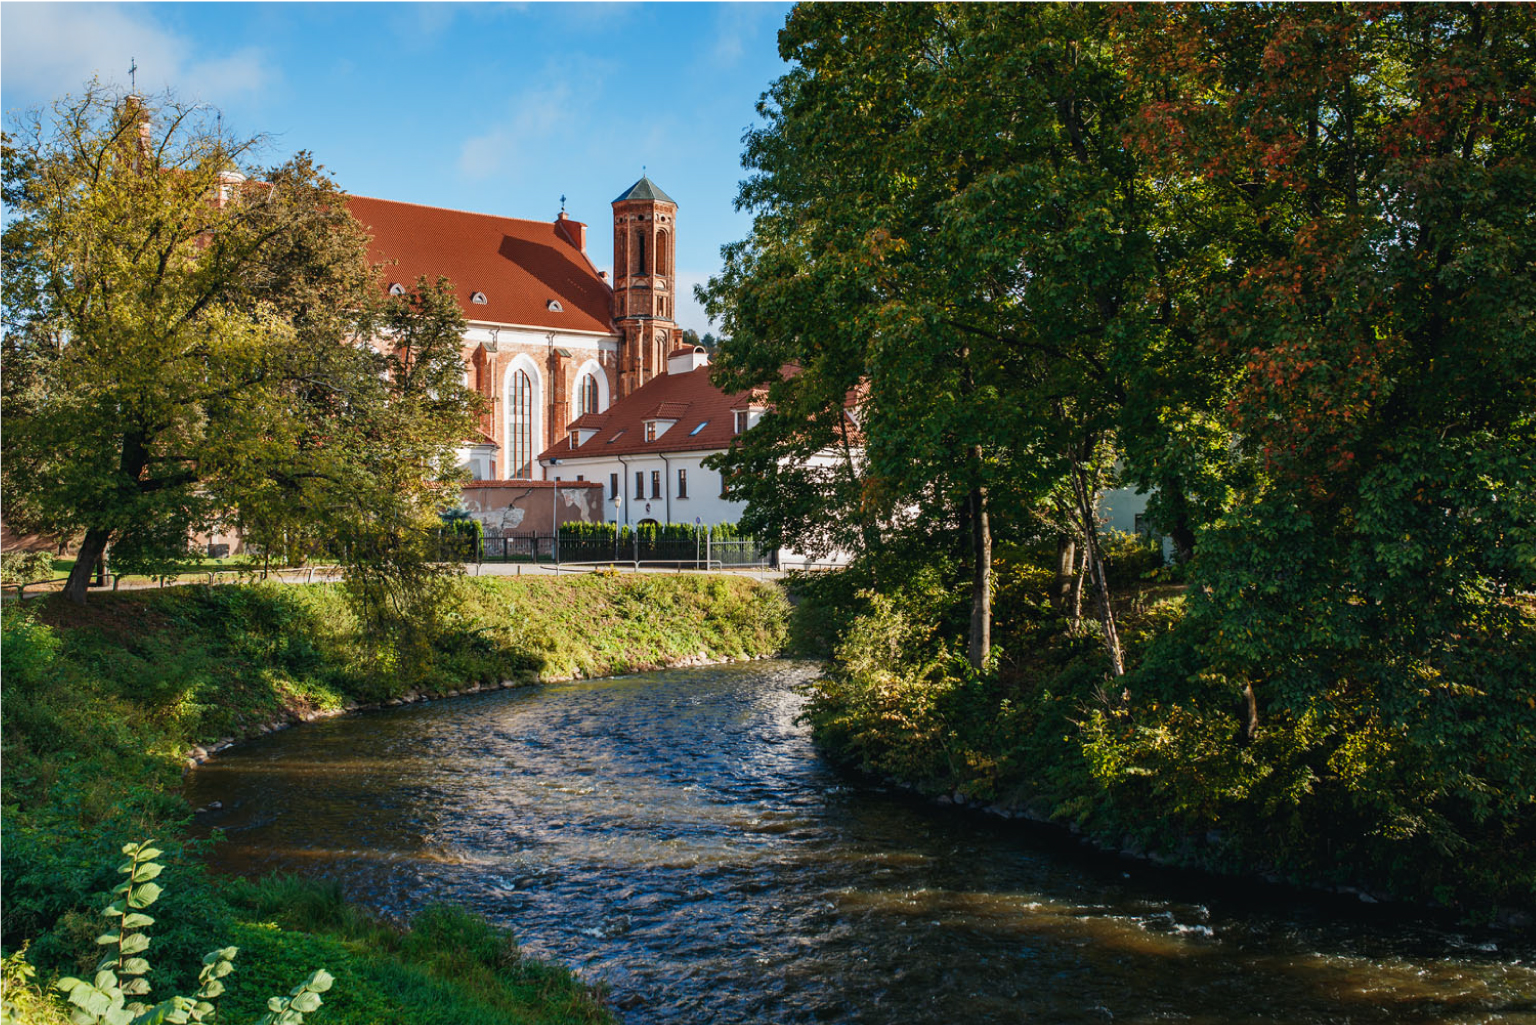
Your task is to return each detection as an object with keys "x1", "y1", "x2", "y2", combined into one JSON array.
[
  {"x1": 576, "y1": 474, "x2": 584, "y2": 482},
  {"x1": 734, "y1": 410, "x2": 749, "y2": 434},
  {"x1": 650, "y1": 470, "x2": 661, "y2": 499},
  {"x1": 689, "y1": 421, "x2": 708, "y2": 436},
  {"x1": 677, "y1": 468, "x2": 688, "y2": 498},
  {"x1": 645, "y1": 422, "x2": 657, "y2": 442},
  {"x1": 607, "y1": 429, "x2": 627, "y2": 443},
  {"x1": 610, "y1": 473, "x2": 619, "y2": 500},
  {"x1": 547, "y1": 299, "x2": 564, "y2": 313},
  {"x1": 388, "y1": 282, "x2": 406, "y2": 296},
  {"x1": 635, "y1": 471, "x2": 644, "y2": 498},
  {"x1": 471, "y1": 291, "x2": 488, "y2": 305}
]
